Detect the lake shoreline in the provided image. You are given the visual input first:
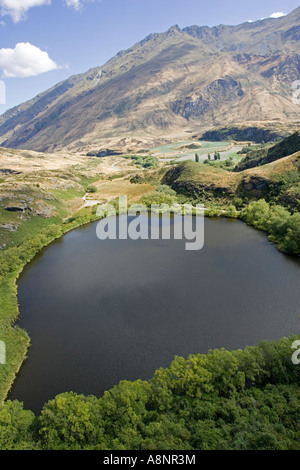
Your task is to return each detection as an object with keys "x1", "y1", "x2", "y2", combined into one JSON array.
[
  {"x1": 1, "y1": 203, "x2": 299, "y2": 407},
  {"x1": 8, "y1": 214, "x2": 300, "y2": 412}
]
